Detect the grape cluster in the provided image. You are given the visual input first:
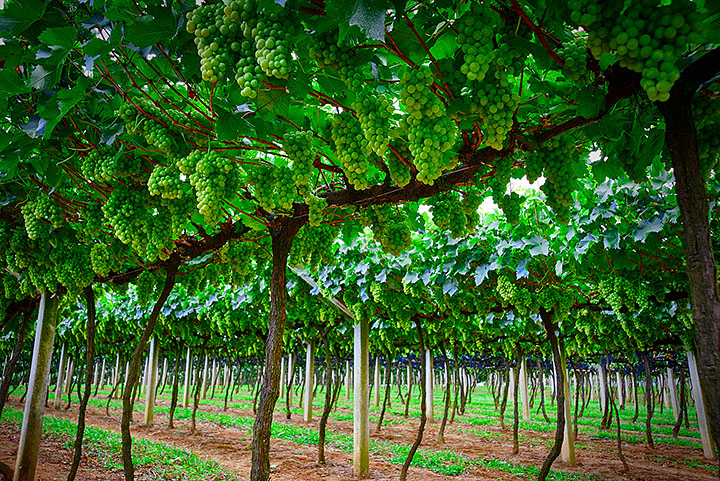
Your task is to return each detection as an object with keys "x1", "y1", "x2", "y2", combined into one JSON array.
[
  {"x1": 219, "y1": 239, "x2": 258, "y2": 278},
  {"x1": 102, "y1": 185, "x2": 149, "y2": 250},
  {"x1": 80, "y1": 202, "x2": 104, "y2": 240},
  {"x1": 352, "y1": 92, "x2": 394, "y2": 156},
  {"x1": 284, "y1": 130, "x2": 315, "y2": 196},
  {"x1": 331, "y1": 112, "x2": 369, "y2": 190},
  {"x1": 429, "y1": 192, "x2": 468, "y2": 238},
  {"x1": 308, "y1": 31, "x2": 348, "y2": 69},
  {"x1": 385, "y1": 141, "x2": 412, "y2": 187},
  {"x1": 461, "y1": 192, "x2": 482, "y2": 233},
  {"x1": 161, "y1": 196, "x2": 193, "y2": 238},
  {"x1": 186, "y1": 1, "x2": 294, "y2": 98},
  {"x1": 273, "y1": 166, "x2": 296, "y2": 210},
  {"x1": 399, "y1": 68, "x2": 458, "y2": 184},
  {"x1": 497, "y1": 192, "x2": 523, "y2": 225},
  {"x1": 306, "y1": 195, "x2": 327, "y2": 227},
  {"x1": 148, "y1": 164, "x2": 184, "y2": 199},
  {"x1": 189, "y1": 152, "x2": 241, "y2": 226},
  {"x1": 569, "y1": 0, "x2": 705, "y2": 101},
  {"x1": 90, "y1": 241, "x2": 122, "y2": 277},
  {"x1": 51, "y1": 240, "x2": 94, "y2": 295},
  {"x1": 560, "y1": 38, "x2": 593, "y2": 85},
  {"x1": 473, "y1": 72, "x2": 520, "y2": 150},
  {"x1": 135, "y1": 270, "x2": 158, "y2": 307},
  {"x1": 524, "y1": 138, "x2": 579, "y2": 223},
  {"x1": 359, "y1": 205, "x2": 411, "y2": 256},
  {"x1": 246, "y1": 165, "x2": 277, "y2": 212},
  {"x1": 456, "y1": 2, "x2": 497, "y2": 82},
  {"x1": 22, "y1": 194, "x2": 64, "y2": 240},
  {"x1": 289, "y1": 223, "x2": 337, "y2": 269},
  {"x1": 496, "y1": 275, "x2": 517, "y2": 306}
]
